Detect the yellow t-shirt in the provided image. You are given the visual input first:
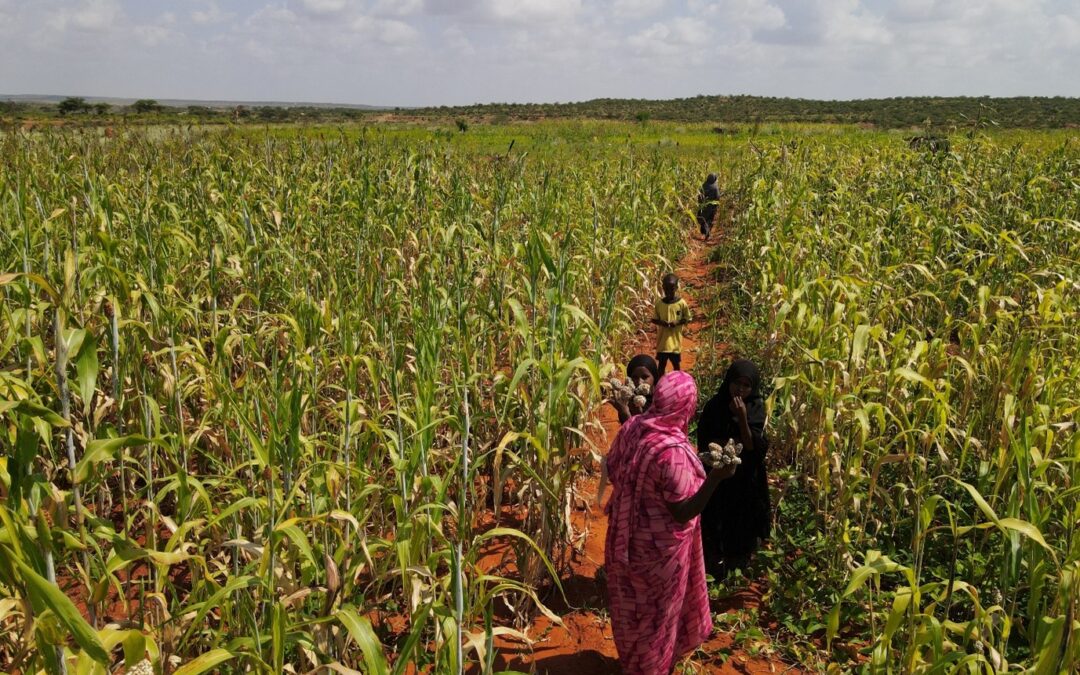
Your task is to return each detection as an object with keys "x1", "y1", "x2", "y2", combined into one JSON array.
[{"x1": 655, "y1": 297, "x2": 692, "y2": 353}]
